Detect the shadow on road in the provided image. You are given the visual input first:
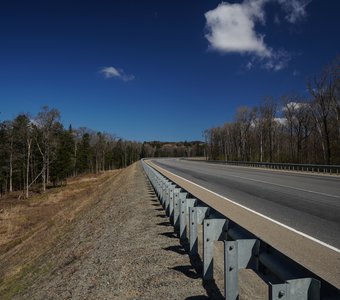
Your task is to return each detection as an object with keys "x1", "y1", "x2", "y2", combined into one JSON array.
[
  {"x1": 163, "y1": 245, "x2": 187, "y2": 255},
  {"x1": 159, "y1": 232, "x2": 178, "y2": 239},
  {"x1": 156, "y1": 214, "x2": 167, "y2": 218},
  {"x1": 157, "y1": 221, "x2": 172, "y2": 227},
  {"x1": 171, "y1": 265, "x2": 200, "y2": 279}
]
